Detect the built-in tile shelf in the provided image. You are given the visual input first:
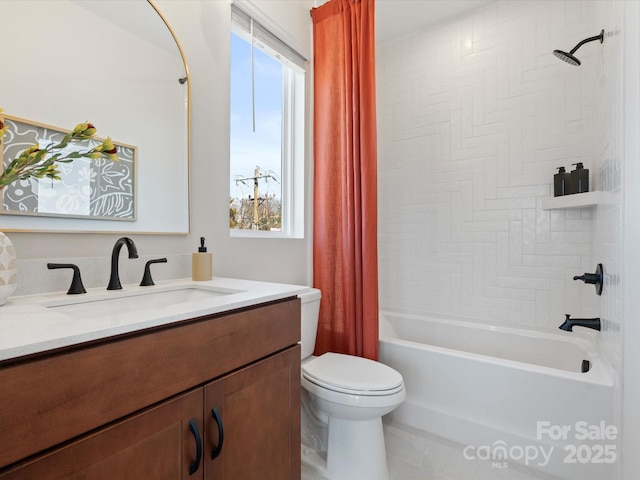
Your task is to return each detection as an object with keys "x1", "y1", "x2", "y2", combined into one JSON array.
[{"x1": 542, "y1": 191, "x2": 602, "y2": 210}]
